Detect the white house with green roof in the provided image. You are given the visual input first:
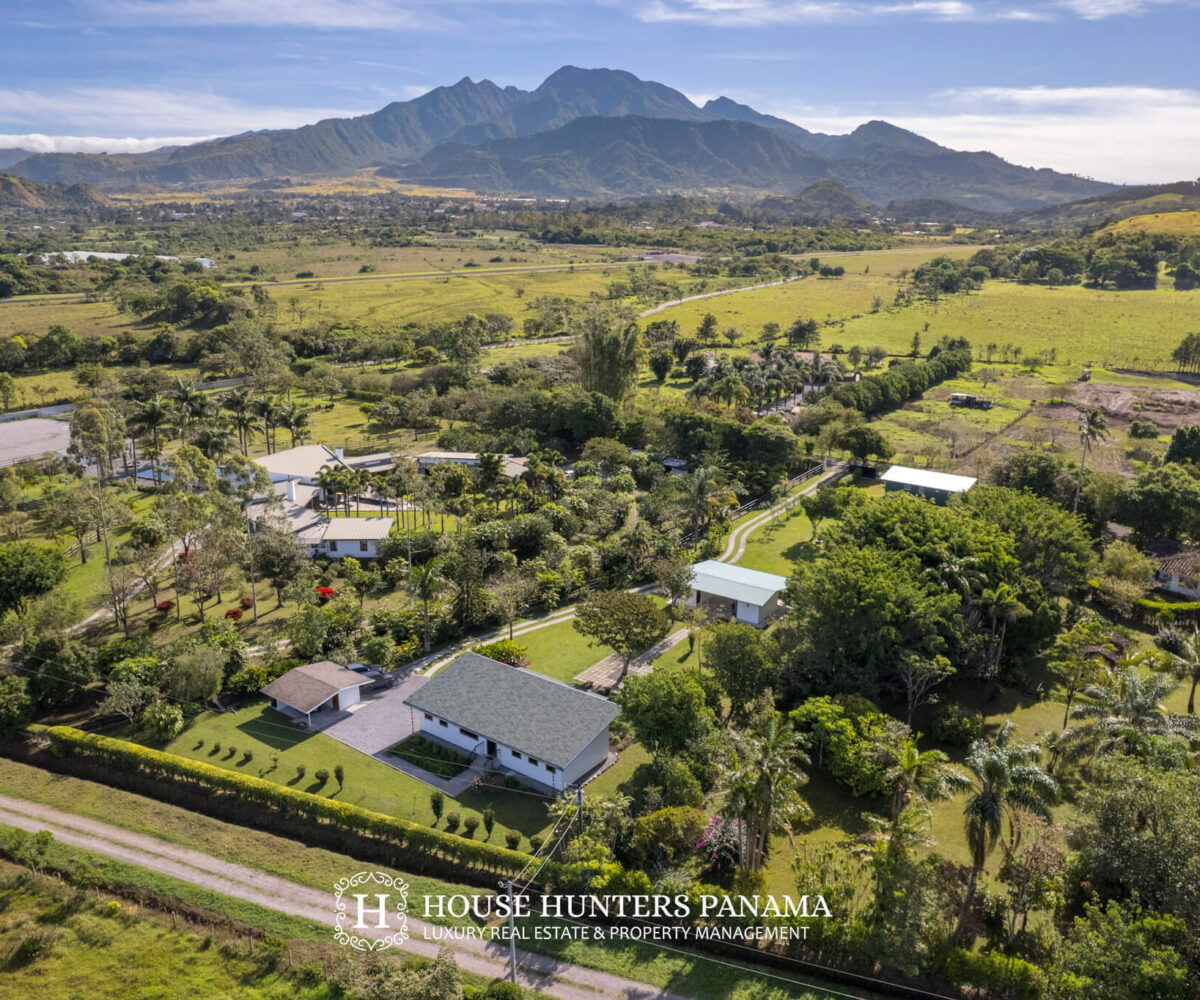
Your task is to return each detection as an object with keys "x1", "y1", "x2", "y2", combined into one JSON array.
[
  {"x1": 402, "y1": 651, "x2": 619, "y2": 792},
  {"x1": 686, "y1": 559, "x2": 787, "y2": 627}
]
